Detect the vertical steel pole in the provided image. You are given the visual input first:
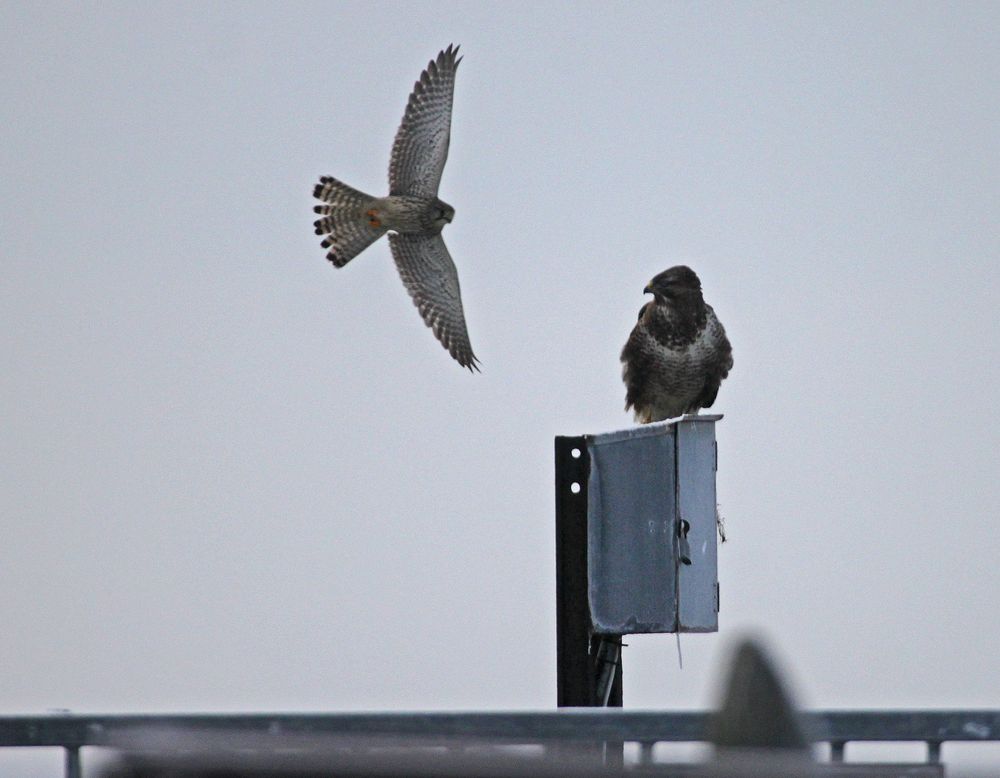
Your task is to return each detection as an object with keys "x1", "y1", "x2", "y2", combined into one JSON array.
[
  {"x1": 65, "y1": 746, "x2": 81, "y2": 778},
  {"x1": 556, "y1": 435, "x2": 623, "y2": 764},
  {"x1": 555, "y1": 434, "x2": 623, "y2": 764},
  {"x1": 555, "y1": 435, "x2": 596, "y2": 708}
]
